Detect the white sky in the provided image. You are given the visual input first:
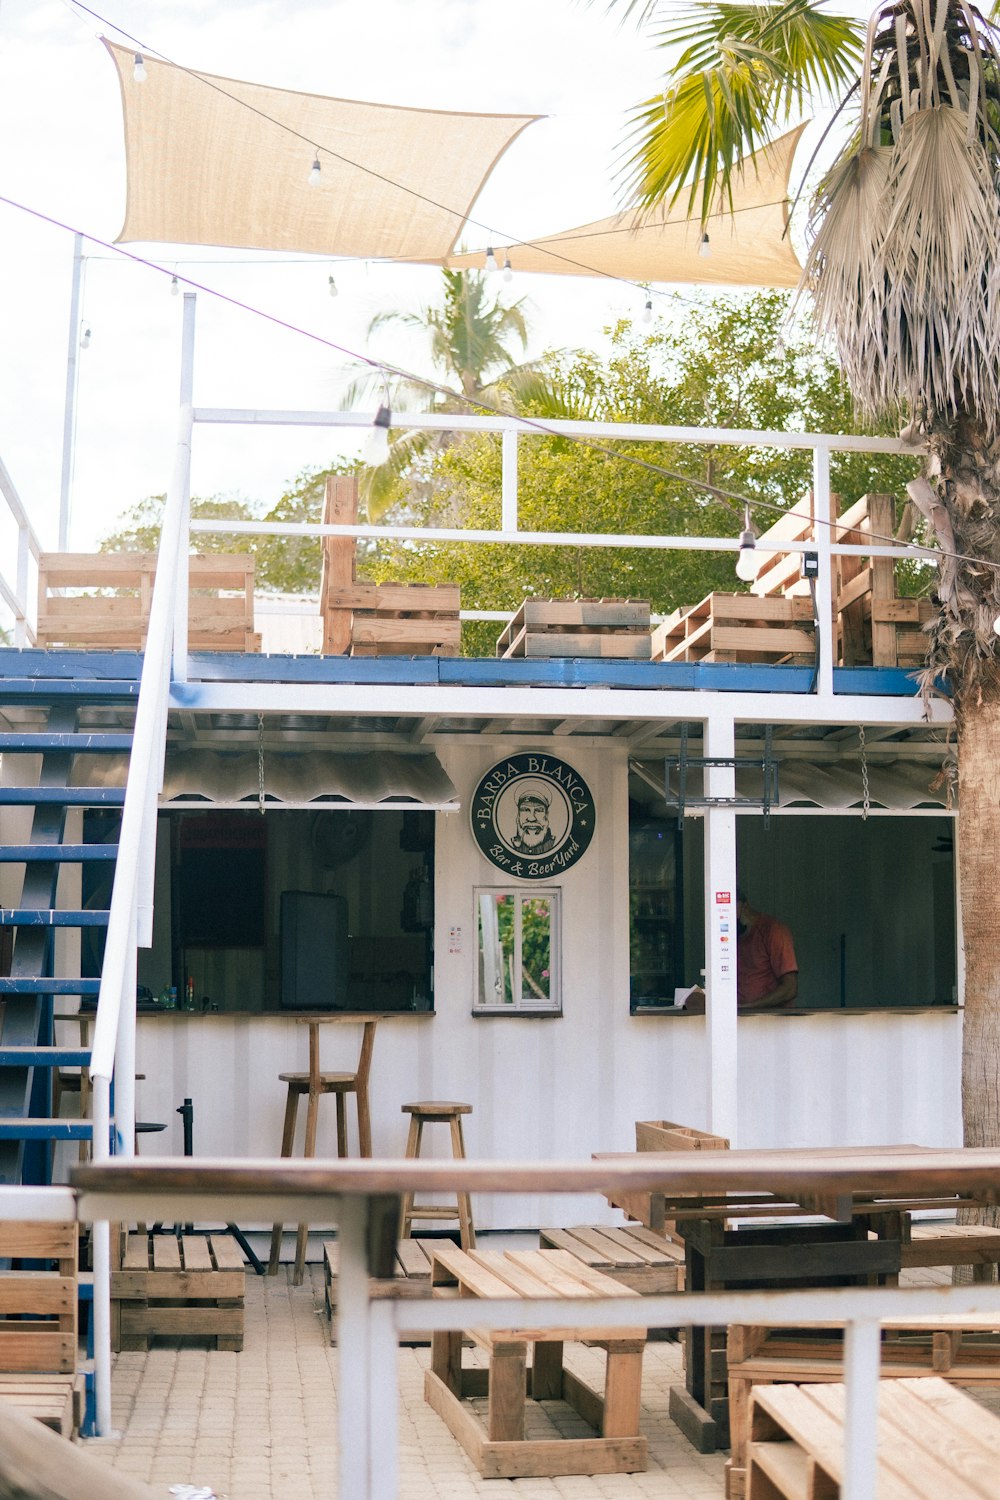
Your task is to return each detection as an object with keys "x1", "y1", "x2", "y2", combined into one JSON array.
[{"x1": 0, "y1": 0, "x2": 680, "y2": 554}]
